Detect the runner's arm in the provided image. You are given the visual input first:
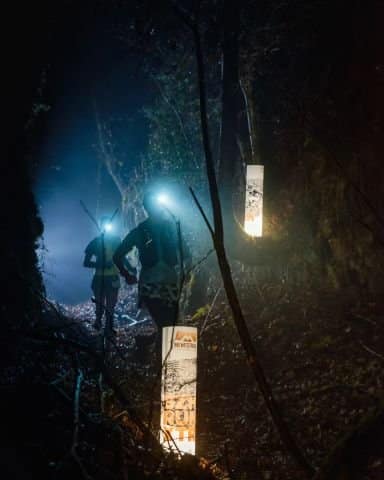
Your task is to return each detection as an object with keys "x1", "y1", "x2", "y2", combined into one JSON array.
[
  {"x1": 83, "y1": 241, "x2": 97, "y2": 268},
  {"x1": 113, "y1": 230, "x2": 138, "y2": 281}
]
